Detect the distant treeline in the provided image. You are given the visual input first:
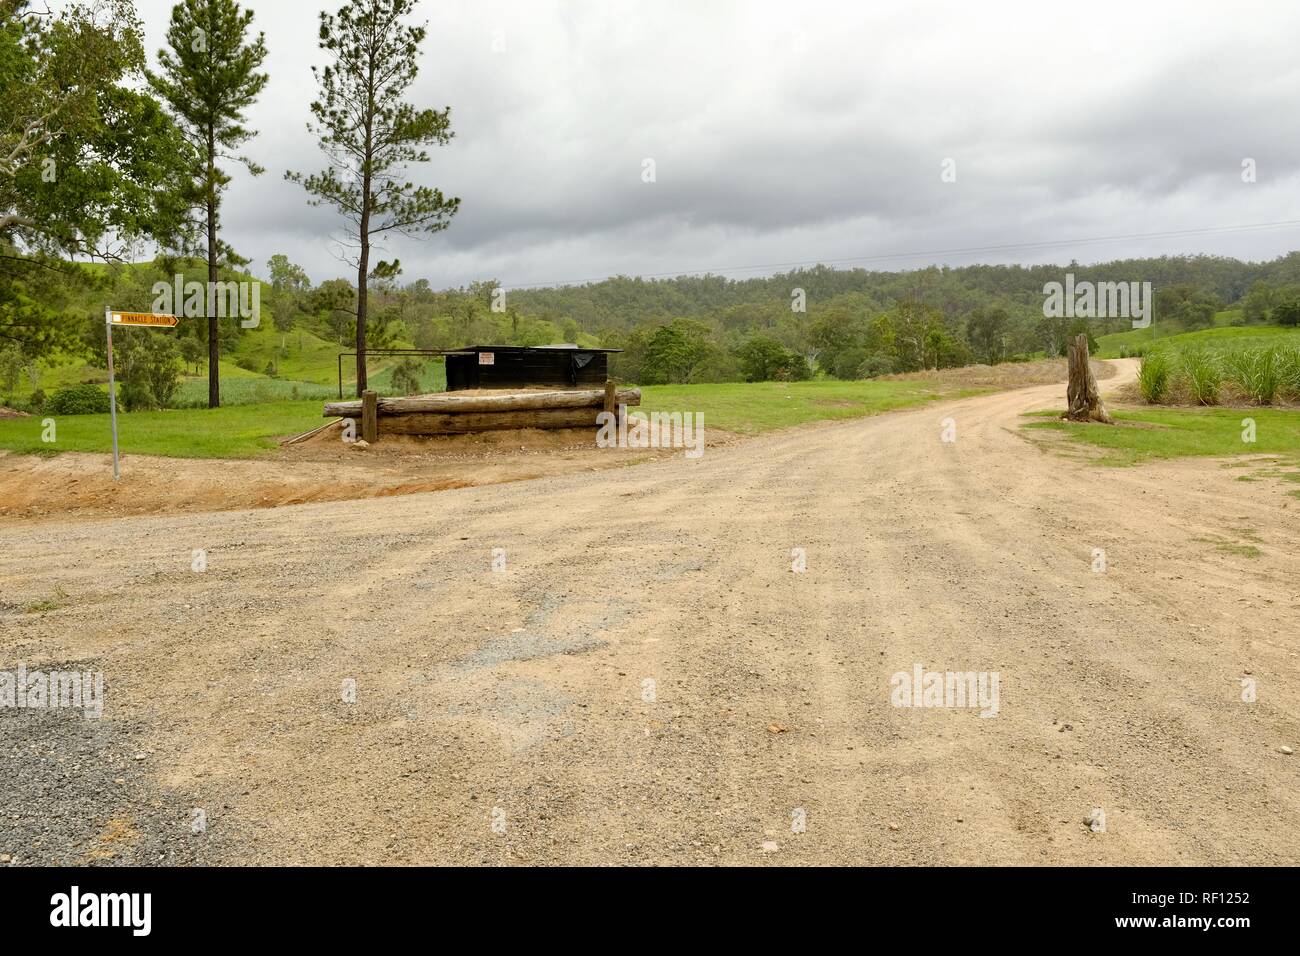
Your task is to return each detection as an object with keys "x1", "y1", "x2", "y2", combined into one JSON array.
[
  {"x1": 6, "y1": 251, "x2": 1300, "y2": 407},
  {"x1": 456, "y1": 253, "x2": 1300, "y2": 383}
]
